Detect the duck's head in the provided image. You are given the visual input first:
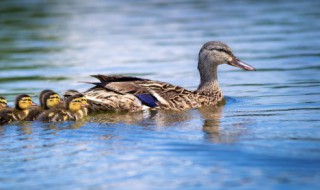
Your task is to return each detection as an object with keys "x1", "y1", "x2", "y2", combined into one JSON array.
[
  {"x1": 43, "y1": 92, "x2": 62, "y2": 109},
  {"x1": 0, "y1": 96, "x2": 8, "y2": 110},
  {"x1": 39, "y1": 89, "x2": 55, "y2": 107},
  {"x1": 198, "y1": 41, "x2": 255, "y2": 73},
  {"x1": 15, "y1": 94, "x2": 36, "y2": 110},
  {"x1": 65, "y1": 94, "x2": 89, "y2": 112}
]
